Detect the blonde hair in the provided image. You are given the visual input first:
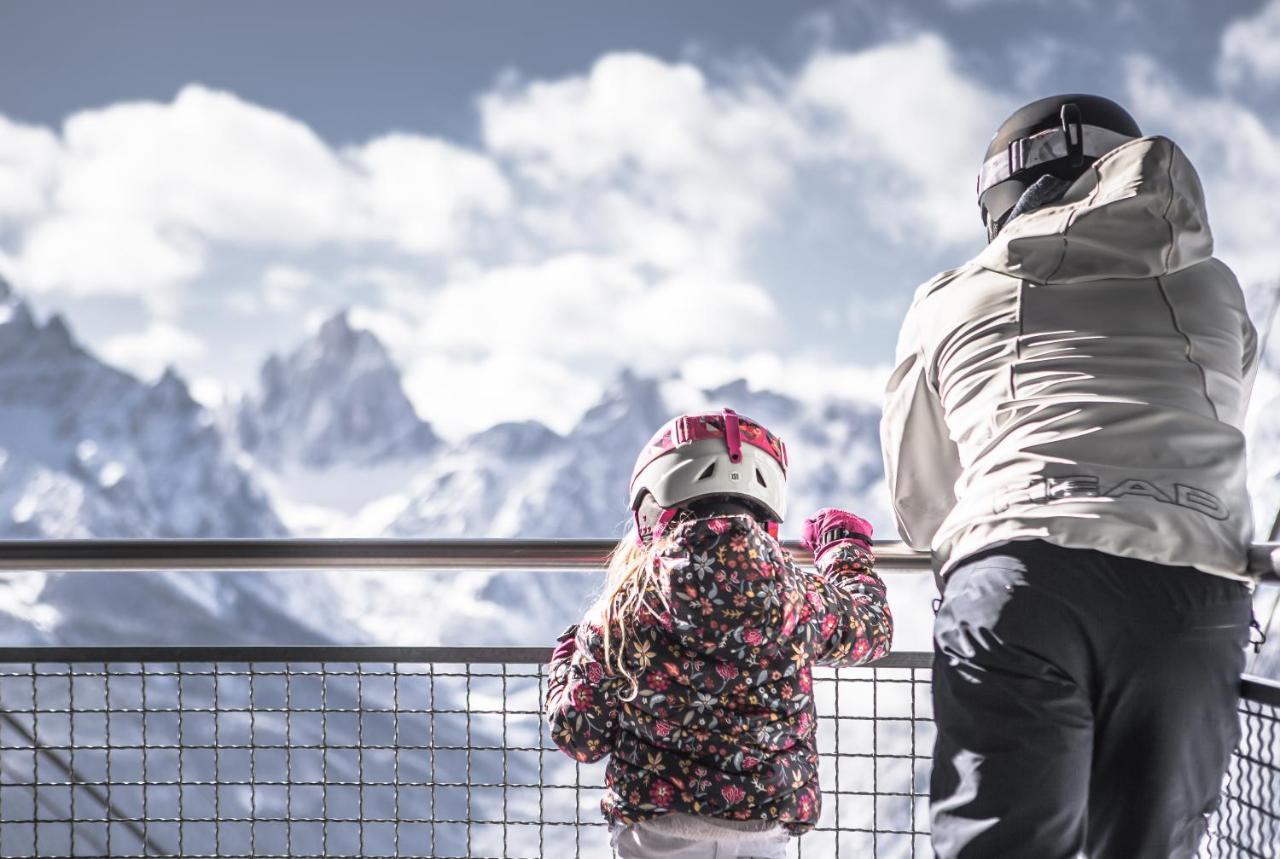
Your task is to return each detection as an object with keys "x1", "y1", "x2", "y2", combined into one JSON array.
[{"x1": 588, "y1": 527, "x2": 675, "y2": 700}]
